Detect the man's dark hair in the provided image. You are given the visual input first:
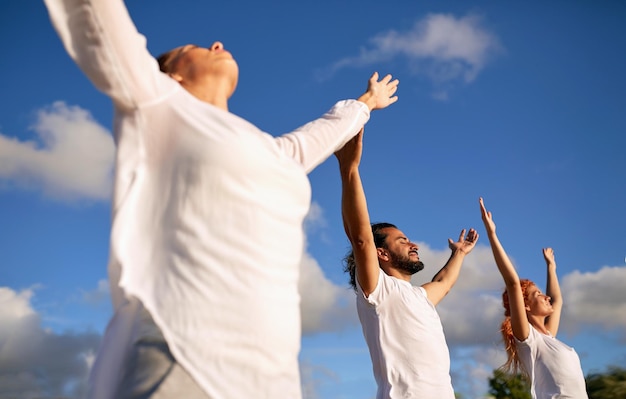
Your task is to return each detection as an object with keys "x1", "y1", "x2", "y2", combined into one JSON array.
[{"x1": 342, "y1": 222, "x2": 397, "y2": 291}]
